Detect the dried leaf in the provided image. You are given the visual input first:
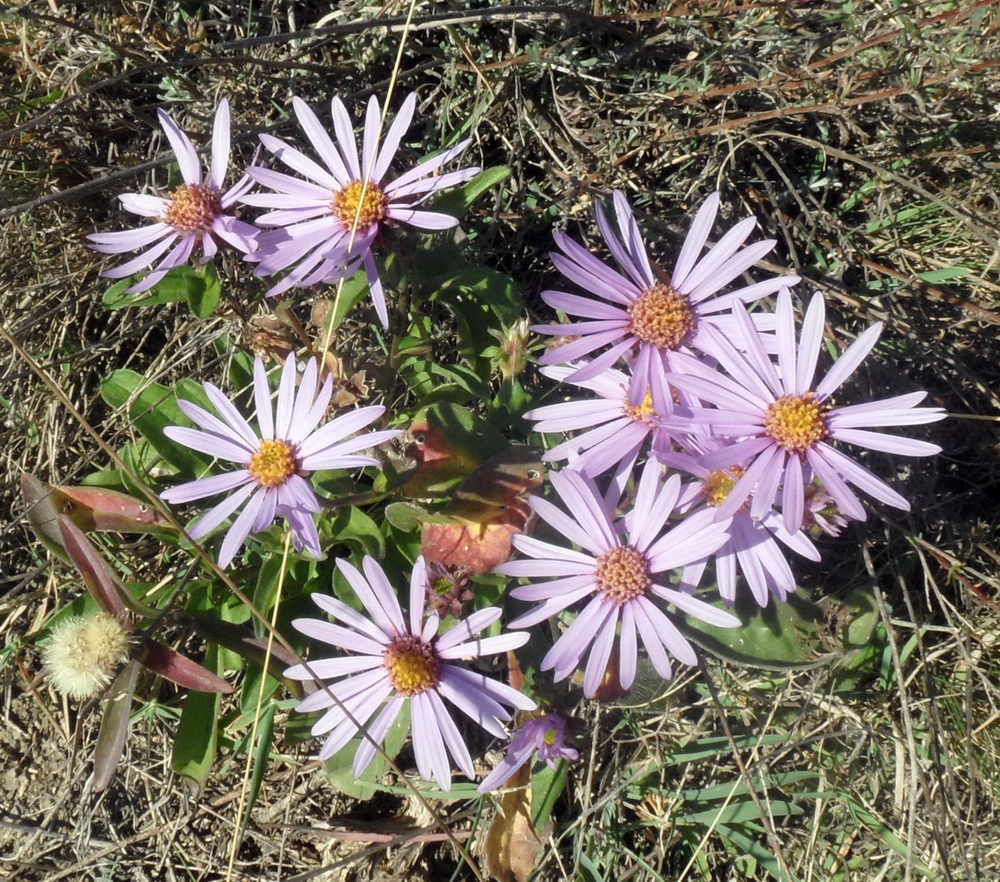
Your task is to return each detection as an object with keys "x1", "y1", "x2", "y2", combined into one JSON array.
[{"x1": 484, "y1": 765, "x2": 548, "y2": 882}]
